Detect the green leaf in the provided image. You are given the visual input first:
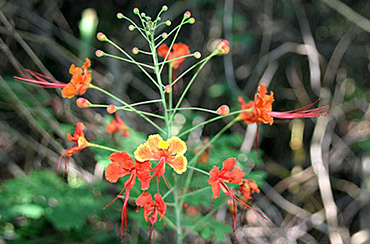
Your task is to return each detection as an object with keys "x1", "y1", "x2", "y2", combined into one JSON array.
[
  {"x1": 200, "y1": 225, "x2": 212, "y2": 240},
  {"x1": 10, "y1": 204, "x2": 44, "y2": 219}
]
